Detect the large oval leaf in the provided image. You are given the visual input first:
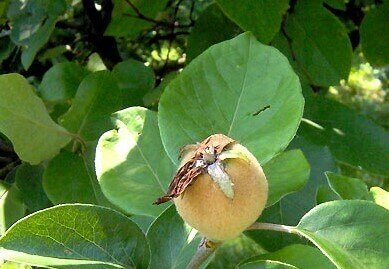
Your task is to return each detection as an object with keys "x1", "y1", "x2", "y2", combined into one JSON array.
[
  {"x1": 96, "y1": 107, "x2": 175, "y2": 217},
  {"x1": 0, "y1": 74, "x2": 71, "y2": 164},
  {"x1": 295, "y1": 200, "x2": 389, "y2": 269},
  {"x1": 0, "y1": 204, "x2": 149, "y2": 268},
  {"x1": 159, "y1": 32, "x2": 304, "y2": 165},
  {"x1": 147, "y1": 206, "x2": 200, "y2": 269}
]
